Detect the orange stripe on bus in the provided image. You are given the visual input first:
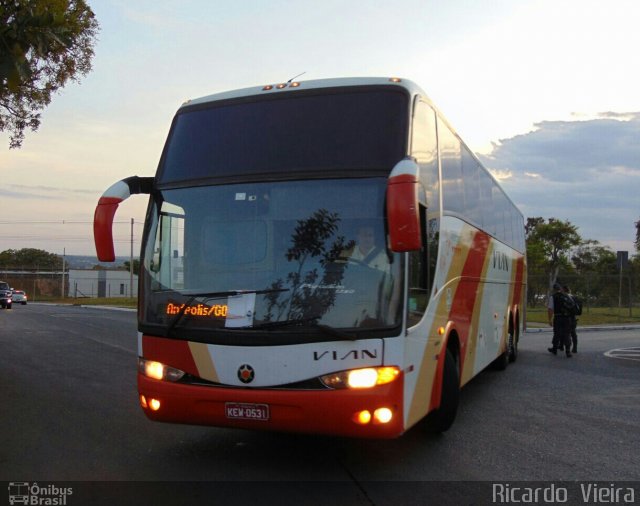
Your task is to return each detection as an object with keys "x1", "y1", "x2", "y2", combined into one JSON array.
[{"x1": 447, "y1": 230, "x2": 491, "y2": 375}]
